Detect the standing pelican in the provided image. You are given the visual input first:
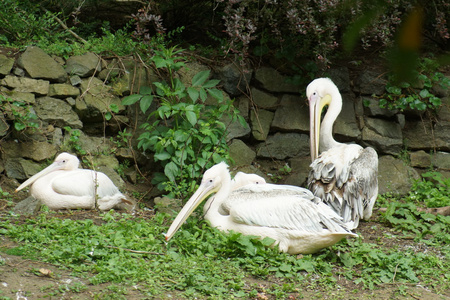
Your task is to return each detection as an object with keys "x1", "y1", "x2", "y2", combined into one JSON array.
[
  {"x1": 165, "y1": 162, "x2": 356, "y2": 254},
  {"x1": 306, "y1": 78, "x2": 378, "y2": 229},
  {"x1": 16, "y1": 152, "x2": 129, "y2": 211}
]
